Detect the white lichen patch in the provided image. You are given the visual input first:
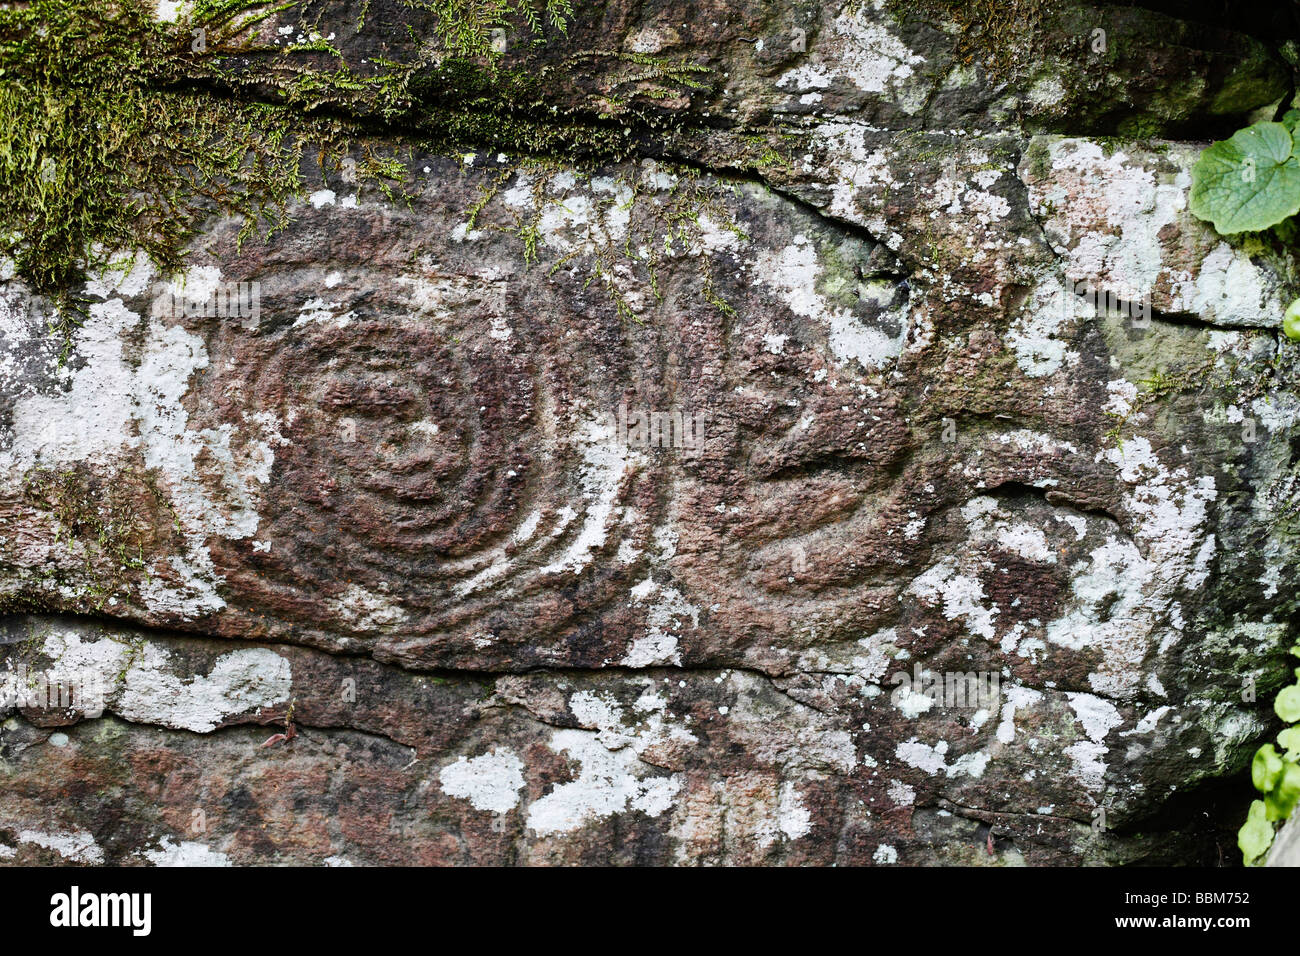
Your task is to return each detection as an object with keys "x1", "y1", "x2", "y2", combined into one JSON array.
[
  {"x1": 1177, "y1": 242, "x2": 1278, "y2": 326},
  {"x1": 995, "y1": 685, "x2": 1043, "y2": 744},
  {"x1": 396, "y1": 269, "x2": 502, "y2": 324},
  {"x1": 1064, "y1": 692, "x2": 1122, "y2": 788},
  {"x1": 448, "y1": 509, "x2": 550, "y2": 598},
  {"x1": 84, "y1": 249, "x2": 155, "y2": 299},
  {"x1": 438, "y1": 418, "x2": 638, "y2": 599},
  {"x1": 537, "y1": 416, "x2": 641, "y2": 577},
  {"x1": 777, "y1": 8, "x2": 926, "y2": 111},
  {"x1": 326, "y1": 584, "x2": 408, "y2": 631},
  {"x1": 795, "y1": 627, "x2": 895, "y2": 686},
  {"x1": 1027, "y1": 76, "x2": 1066, "y2": 108},
  {"x1": 1045, "y1": 539, "x2": 1147, "y2": 654},
  {"x1": 1103, "y1": 379, "x2": 1140, "y2": 418},
  {"x1": 153, "y1": 1, "x2": 187, "y2": 23},
  {"x1": 961, "y1": 496, "x2": 1059, "y2": 564},
  {"x1": 810, "y1": 122, "x2": 899, "y2": 226},
  {"x1": 621, "y1": 576, "x2": 697, "y2": 667},
  {"x1": 502, "y1": 169, "x2": 632, "y2": 255},
  {"x1": 1024, "y1": 137, "x2": 1282, "y2": 325},
  {"x1": 1005, "y1": 273, "x2": 1087, "y2": 378},
  {"x1": 142, "y1": 839, "x2": 232, "y2": 866},
  {"x1": 41, "y1": 631, "x2": 292, "y2": 733},
  {"x1": 756, "y1": 236, "x2": 908, "y2": 371},
  {"x1": 907, "y1": 558, "x2": 999, "y2": 640},
  {"x1": 439, "y1": 748, "x2": 527, "y2": 813},
  {"x1": 15, "y1": 828, "x2": 103, "y2": 864},
  {"x1": 887, "y1": 778, "x2": 916, "y2": 806},
  {"x1": 292, "y1": 297, "x2": 355, "y2": 329},
  {"x1": 893, "y1": 685, "x2": 934, "y2": 718},
  {"x1": 895, "y1": 737, "x2": 989, "y2": 779},
  {"x1": 1019, "y1": 436, "x2": 1218, "y2": 700},
  {"x1": 526, "y1": 690, "x2": 693, "y2": 836},
  {"x1": 755, "y1": 781, "x2": 814, "y2": 846},
  {"x1": 0, "y1": 286, "x2": 284, "y2": 619}
]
